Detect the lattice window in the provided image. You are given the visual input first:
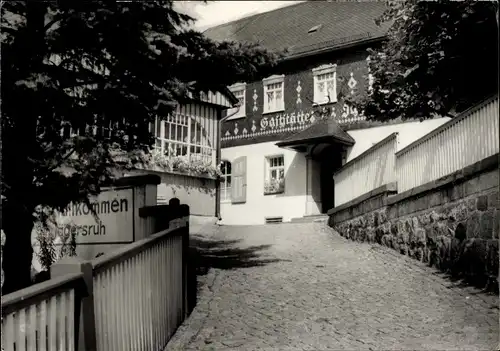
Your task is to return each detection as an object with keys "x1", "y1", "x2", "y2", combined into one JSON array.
[
  {"x1": 263, "y1": 75, "x2": 285, "y2": 113},
  {"x1": 264, "y1": 155, "x2": 285, "y2": 195},
  {"x1": 312, "y1": 64, "x2": 337, "y2": 104},
  {"x1": 221, "y1": 160, "x2": 232, "y2": 201}
]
